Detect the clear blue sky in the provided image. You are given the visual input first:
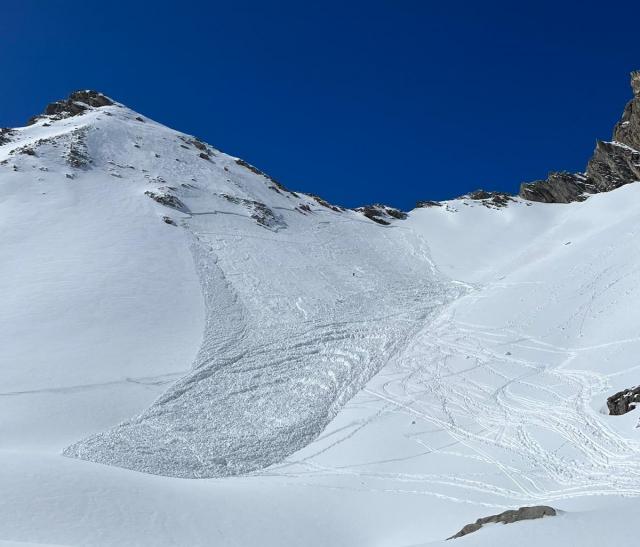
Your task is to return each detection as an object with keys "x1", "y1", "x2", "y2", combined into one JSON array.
[{"x1": 2, "y1": 1, "x2": 639, "y2": 210}]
